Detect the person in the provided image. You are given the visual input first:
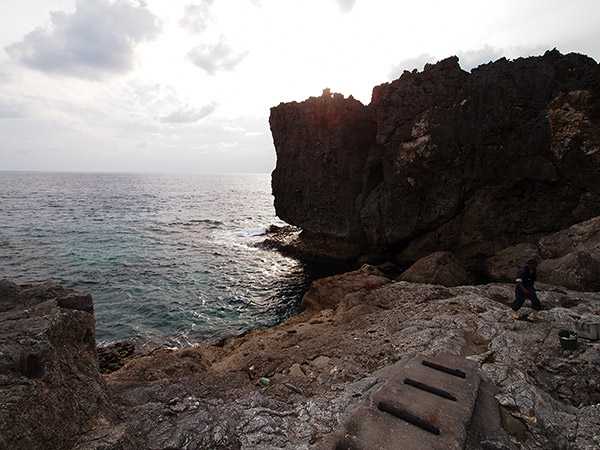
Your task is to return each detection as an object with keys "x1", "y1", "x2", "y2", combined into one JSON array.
[{"x1": 511, "y1": 258, "x2": 543, "y2": 320}]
